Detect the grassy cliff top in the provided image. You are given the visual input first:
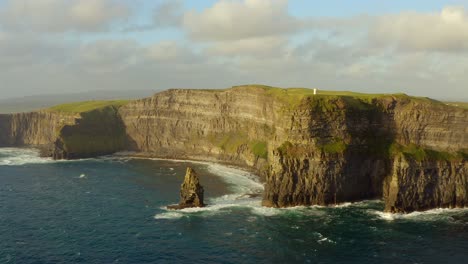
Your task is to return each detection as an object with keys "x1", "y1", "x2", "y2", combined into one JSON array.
[
  {"x1": 46, "y1": 100, "x2": 130, "y2": 113},
  {"x1": 231, "y1": 85, "x2": 419, "y2": 106},
  {"x1": 444, "y1": 101, "x2": 468, "y2": 109},
  {"x1": 233, "y1": 84, "x2": 403, "y2": 98}
]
